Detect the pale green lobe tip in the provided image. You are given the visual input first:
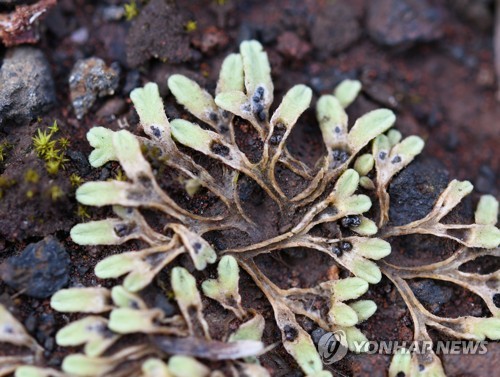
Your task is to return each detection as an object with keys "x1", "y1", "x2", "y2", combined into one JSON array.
[
  {"x1": 373, "y1": 134, "x2": 390, "y2": 157},
  {"x1": 202, "y1": 255, "x2": 240, "y2": 301},
  {"x1": 352, "y1": 217, "x2": 378, "y2": 236},
  {"x1": 333, "y1": 277, "x2": 369, "y2": 301},
  {"x1": 240, "y1": 40, "x2": 273, "y2": 105},
  {"x1": 334, "y1": 169, "x2": 359, "y2": 199},
  {"x1": 70, "y1": 220, "x2": 120, "y2": 245},
  {"x1": 214, "y1": 91, "x2": 250, "y2": 118},
  {"x1": 130, "y1": 82, "x2": 169, "y2": 129},
  {"x1": 168, "y1": 355, "x2": 210, "y2": 377},
  {"x1": 343, "y1": 326, "x2": 369, "y2": 352},
  {"x1": 467, "y1": 317, "x2": 500, "y2": 340},
  {"x1": 108, "y1": 308, "x2": 158, "y2": 334},
  {"x1": 76, "y1": 181, "x2": 129, "y2": 207},
  {"x1": 95, "y1": 253, "x2": 137, "y2": 279},
  {"x1": 352, "y1": 258, "x2": 382, "y2": 284},
  {"x1": 338, "y1": 195, "x2": 372, "y2": 215},
  {"x1": 349, "y1": 300, "x2": 377, "y2": 322},
  {"x1": 217, "y1": 255, "x2": 239, "y2": 292},
  {"x1": 170, "y1": 119, "x2": 213, "y2": 151},
  {"x1": 355, "y1": 238, "x2": 391, "y2": 260},
  {"x1": 334, "y1": 79, "x2": 362, "y2": 108},
  {"x1": 229, "y1": 314, "x2": 265, "y2": 342},
  {"x1": 171, "y1": 267, "x2": 200, "y2": 306},
  {"x1": 168, "y1": 74, "x2": 217, "y2": 123},
  {"x1": 389, "y1": 349, "x2": 411, "y2": 377},
  {"x1": 393, "y1": 135, "x2": 424, "y2": 159},
  {"x1": 475, "y1": 195, "x2": 499, "y2": 225},
  {"x1": 446, "y1": 180, "x2": 474, "y2": 203},
  {"x1": 348, "y1": 108, "x2": 396, "y2": 152},
  {"x1": 87, "y1": 127, "x2": 117, "y2": 167},
  {"x1": 141, "y1": 358, "x2": 171, "y2": 377},
  {"x1": 62, "y1": 354, "x2": 111, "y2": 376},
  {"x1": 285, "y1": 332, "x2": 323, "y2": 374},
  {"x1": 359, "y1": 176, "x2": 376, "y2": 191},
  {"x1": 123, "y1": 270, "x2": 154, "y2": 292},
  {"x1": 329, "y1": 302, "x2": 358, "y2": 327},
  {"x1": 354, "y1": 154, "x2": 375, "y2": 176},
  {"x1": 217, "y1": 53, "x2": 244, "y2": 94},
  {"x1": 387, "y1": 129, "x2": 402, "y2": 146},
  {"x1": 272, "y1": 84, "x2": 312, "y2": 128},
  {"x1": 112, "y1": 130, "x2": 151, "y2": 179},
  {"x1": 468, "y1": 225, "x2": 500, "y2": 249},
  {"x1": 50, "y1": 288, "x2": 110, "y2": 313},
  {"x1": 317, "y1": 94, "x2": 347, "y2": 149},
  {"x1": 111, "y1": 285, "x2": 143, "y2": 309}
]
